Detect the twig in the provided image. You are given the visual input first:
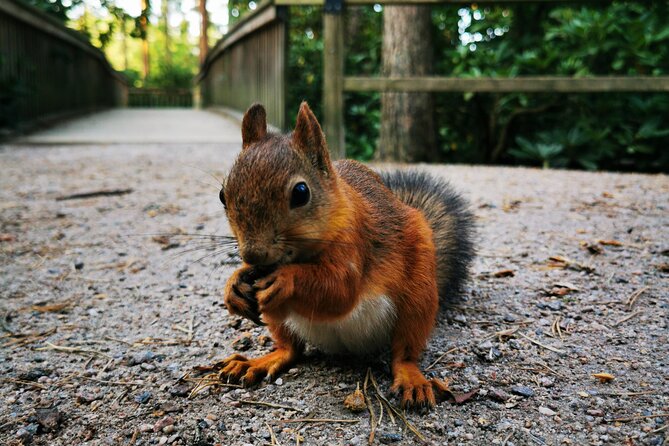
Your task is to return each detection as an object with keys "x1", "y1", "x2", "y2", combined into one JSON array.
[
  {"x1": 266, "y1": 422, "x2": 282, "y2": 446},
  {"x1": 502, "y1": 429, "x2": 515, "y2": 446},
  {"x1": 611, "y1": 413, "x2": 669, "y2": 423},
  {"x1": 599, "y1": 390, "x2": 657, "y2": 397},
  {"x1": 368, "y1": 372, "x2": 425, "y2": 442},
  {"x1": 626, "y1": 286, "x2": 649, "y2": 309},
  {"x1": 478, "y1": 327, "x2": 519, "y2": 344},
  {"x1": 2, "y1": 378, "x2": 48, "y2": 390},
  {"x1": 551, "y1": 316, "x2": 564, "y2": 341},
  {"x1": 276, "y1": 418, "x2": 359, "y2": 424},
  {"x1": 80, "y1": 375, "x2": 144, "y2": 386},
  {"x1": 364, "y1": 369, "x2": 377, "y2": 446},
  {"x1": 518, "y1": 332, "x2": 564, "y2": 354},
  {"x1": 612, "y1": 310, "x2": 642, "y2": 327},
  {"x1": 35, "y1": 341, "x2": 112, "y2": 359},
  {"x1": 426, "y1": 346, "x2": 459, "y2": 370},
  {"x1": 238, "y1": 400, "x2": 303, "y2": 412},
  {"x1": 56, "y1": 188, "x2": 133, "y2": 201},
  {"x1": 651, "y1": 424, "x2": 668, "y2": 434},
  {"x1": 104, "y1": 336, "x2": 134, "y2": 346}
]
